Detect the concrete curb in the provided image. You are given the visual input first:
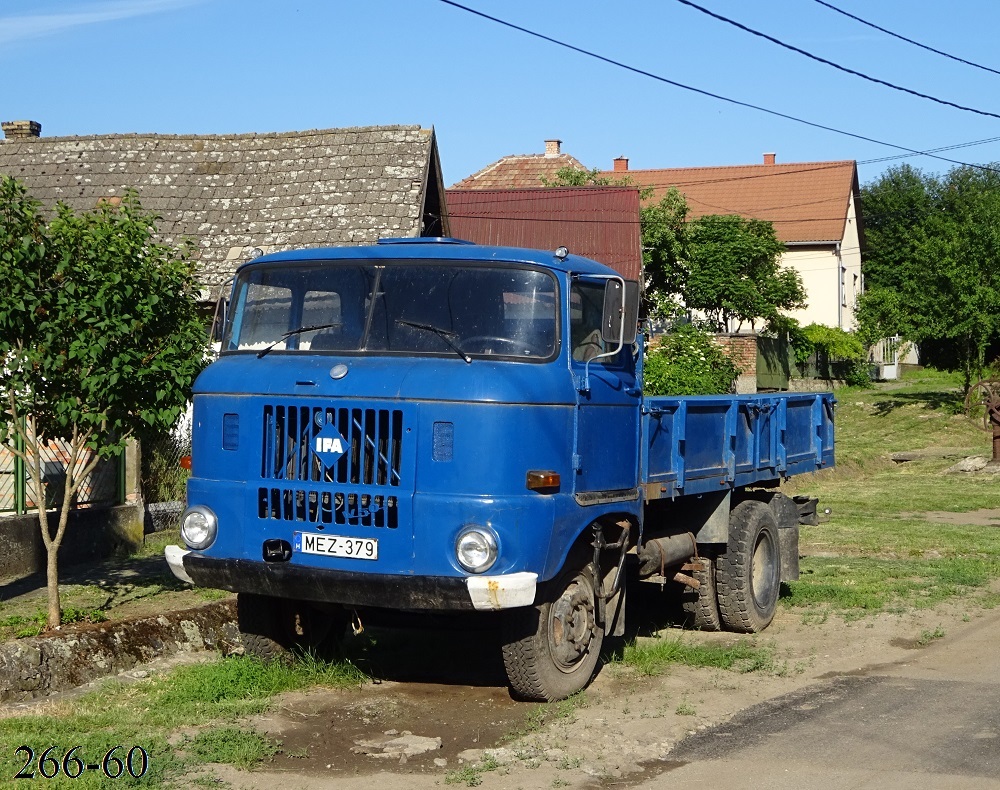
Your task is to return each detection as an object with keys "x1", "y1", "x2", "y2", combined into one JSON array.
[{"x1": 0, "y1": 599, "x2": 238, "y2": 702}]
